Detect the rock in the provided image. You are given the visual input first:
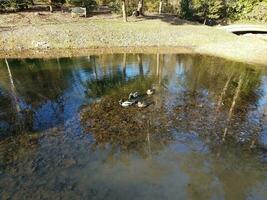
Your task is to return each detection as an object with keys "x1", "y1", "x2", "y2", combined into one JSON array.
[
  {"x1": 32, "y1": 41, "x2": 50, "y2": 49},
  {"x1": 71, "y1": 7, "x2": 86, "y2": 18}
]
